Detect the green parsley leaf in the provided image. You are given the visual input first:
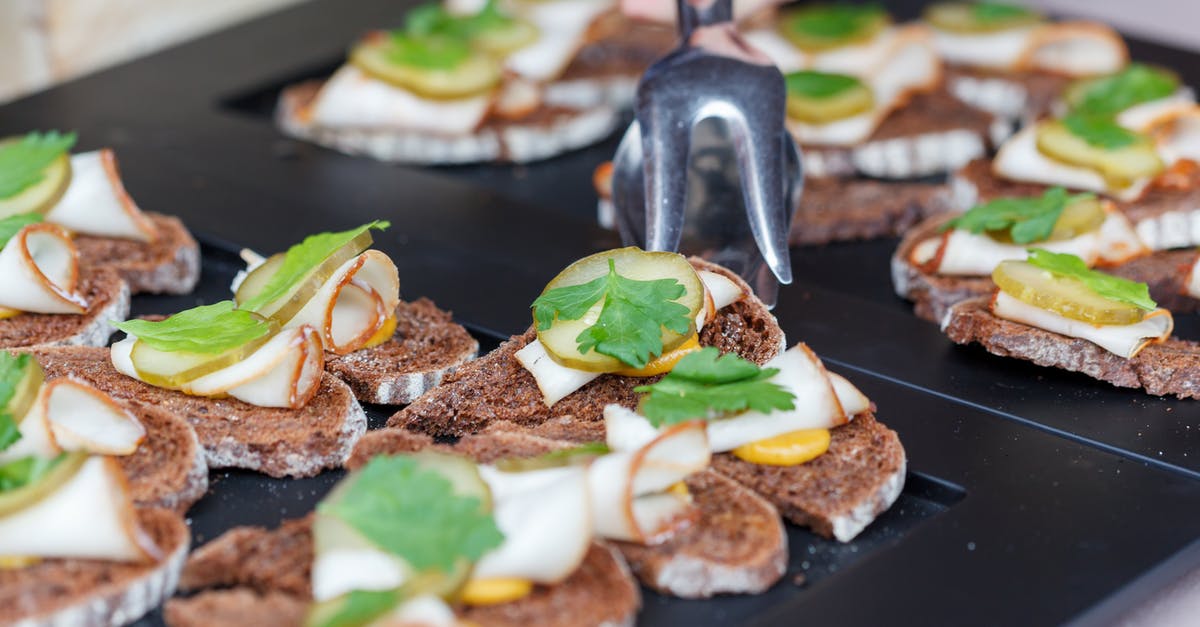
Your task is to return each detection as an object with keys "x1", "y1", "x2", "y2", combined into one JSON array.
[
  {"x1": 1026, "y1": 248, "x2": 1157, "y2": 310},
  {"x1": 1061, "y1": 112, "x2": 1144, "y2": 149},
  {"x1": 0, "y1": 212, "x2": 43, "y2": 250},
  {"x1": 532, "y1": 259, "x2": 693, "y2": 369},
  {"x1": 1068, "y1": 64, "x2": 1180, "y2": 116},
  {"x1": 494, "y1": 442, "x2": 611, "y2": 472},
  {"x1": 943, "y1": 187, "x2": 1094, "y2": 244},
  {"x1": 240, "y1": 221, "x2": 389, "y2": 313},
  {"x1": 0, "y1": 454, "x2": 62, "y2": 492},
  {"x1": 785, "y1": 3, "x2": 886, "y2": 39},
  {"x1": 0, "y1": 131, "x2": 76, "y2": 199},
  {"x1": 305, "y1": 589, "x2": 400, "y2": 627},
  {"x1": 317, "y1": 455, "x2": 504, "y2": 574},
  {"x1": 0, "y1": 352, "x2": 33, "y2": 453},
  {"x1": 972, "y1": 2, "x2": 1037, "y2": 24},
  {"x1": 785, "y1": 71, "x2": 864, "y2": 100},
  {"x1": 114, "y1": 301, "x2": 273, "y2": 354},
  {"x1": 634, "y1": 347, "x2": 795, "y2": 428}
]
